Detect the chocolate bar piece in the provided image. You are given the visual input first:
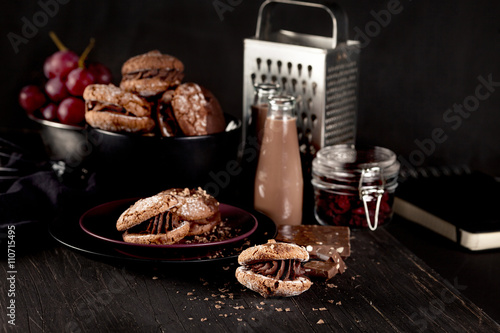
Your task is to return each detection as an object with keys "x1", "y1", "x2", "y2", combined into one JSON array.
[
  {"x1": 306, "y1": 245, "x2": 346, "y2": 272},
  {"x1": 303, "y1": 260, "x2": 342, "y2": 280},
  {"x1": 276, "y1": 225, "x2": 350, "y2": 257}
]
